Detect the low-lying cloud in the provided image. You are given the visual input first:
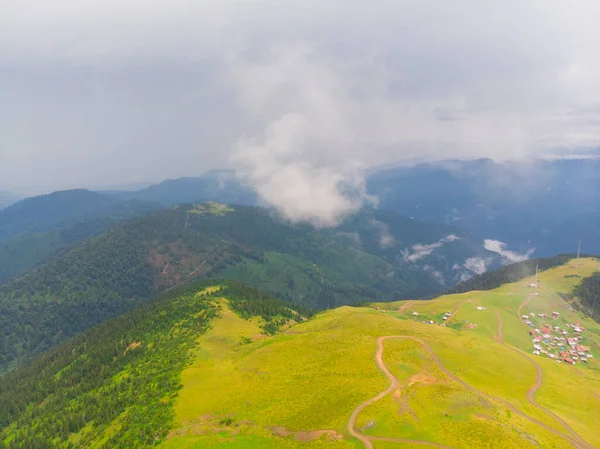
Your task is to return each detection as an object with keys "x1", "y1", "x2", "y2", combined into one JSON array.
[
  {"x1": 403, "y1": 234, "x2": 459, "y2": 262},
  {"x1": 423, "y1": 264, "x2": 445, "y2": 285},
  {"x1": 463, "y1": 257, "x2": 490, "y2": 274},
  {"x1": 368, "y1": 219, "x2": 395, "y2": 248},
  {"x1": 484, "y1": 239, "x2": 535, "y2": 262}
]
